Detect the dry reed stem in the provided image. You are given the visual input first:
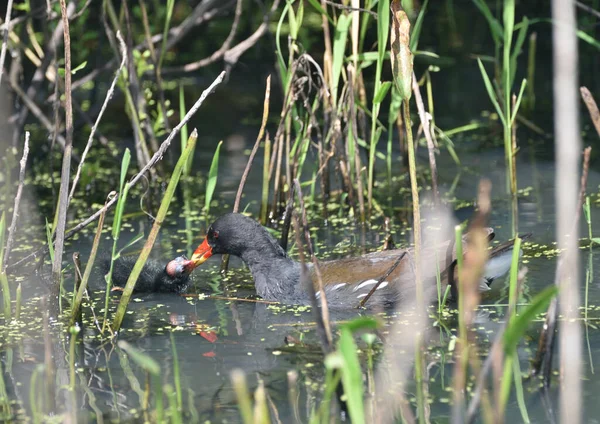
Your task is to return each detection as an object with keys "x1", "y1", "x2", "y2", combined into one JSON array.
[
  {"x1": 2, "y1": 131, "x2": 29, "y2": 272},
  {"x1": 68, "y1": 32, "x2": 127, "y2": 204},
  {"x1": 0, "y1": 0, "x2": 14, "y2": 87},
  {"x1": 451, "y1": 180, "x2": 491, "y2": 424},
  {"x1": 291, "y1": 212, "x2": 333, "y2": 354},
  {"x1": 138, "y1": 0, "x2": 171, "y2": 132},
  {"x1": 293, "y1": 179, "x2": 333, "y2": 348},
  {"x1": 580, "y1": 86, "x2": 600, "y2": 137},
  {"x1": 552, "y1": 0, "x2": 582, "y2": 419},
  {"x1": 466, "y1": 266, "x2": 529, "y2": 424},
  {"x1": 220, "y1": 75, "x2": 271, "y2": 272},
  {"x1": 52, "y1": 0, "x2": 75, "y2": 283},
  {"x1": 69, "y1": 193, "x2": 110, "y2": 327},
  {"x1": 11, "y1": 2, "x2": 74, "y2": 149},
  {"x1": 412, "y1": 72, "x2": 439, "y2": 206},
  {"x1": 533, "y1": 147, "x2": 591, "y2": 384},
  {"x1": 233, "y1": 75, "x2": 272, "y2": 212},
  {"x1": 6, "y1": 71, "x2": 226, "y2": 272}
]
